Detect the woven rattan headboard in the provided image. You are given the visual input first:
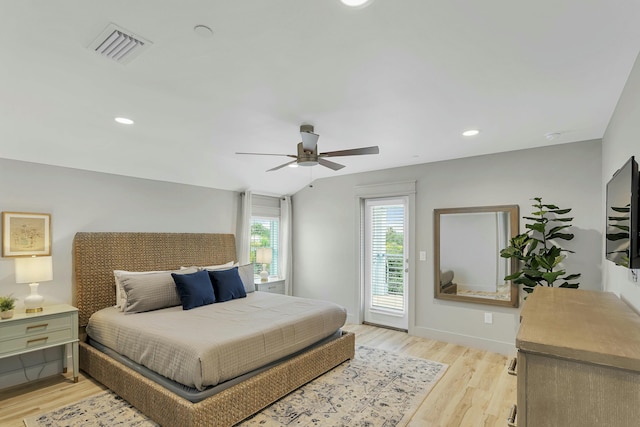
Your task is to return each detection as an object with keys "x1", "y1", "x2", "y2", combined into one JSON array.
[{"x1": 73, "y1": 232, "x2": 236, "y2": 326}]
